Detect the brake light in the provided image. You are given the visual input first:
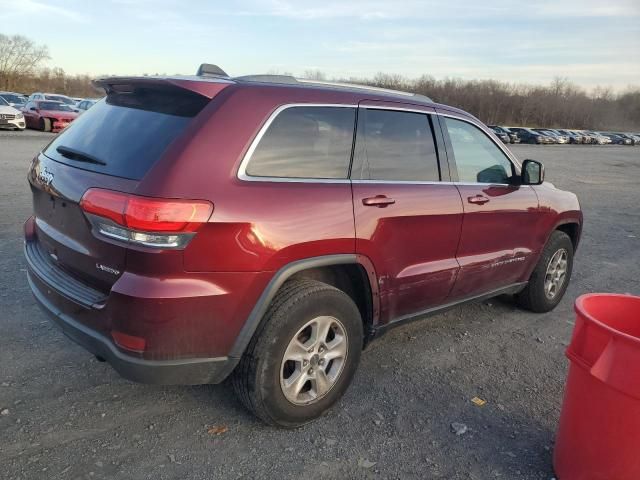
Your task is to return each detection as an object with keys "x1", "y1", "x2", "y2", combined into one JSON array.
[
  {"x1": 80, "y1": 188, "x2": 213, "y2": 249},
  {"x1": 125, "y1": 196, "x2": 212, "y2": 233},
  {"x1": 80, "y1": 189, "x2": 127, "y2": 225}
]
